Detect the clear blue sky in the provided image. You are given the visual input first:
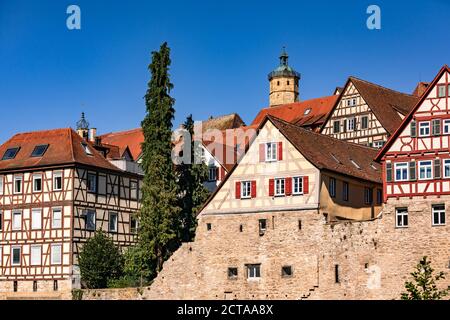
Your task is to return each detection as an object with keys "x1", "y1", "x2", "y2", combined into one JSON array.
[{"x1": 1, "y1": 0, "x2": 449, "y2": 143}]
